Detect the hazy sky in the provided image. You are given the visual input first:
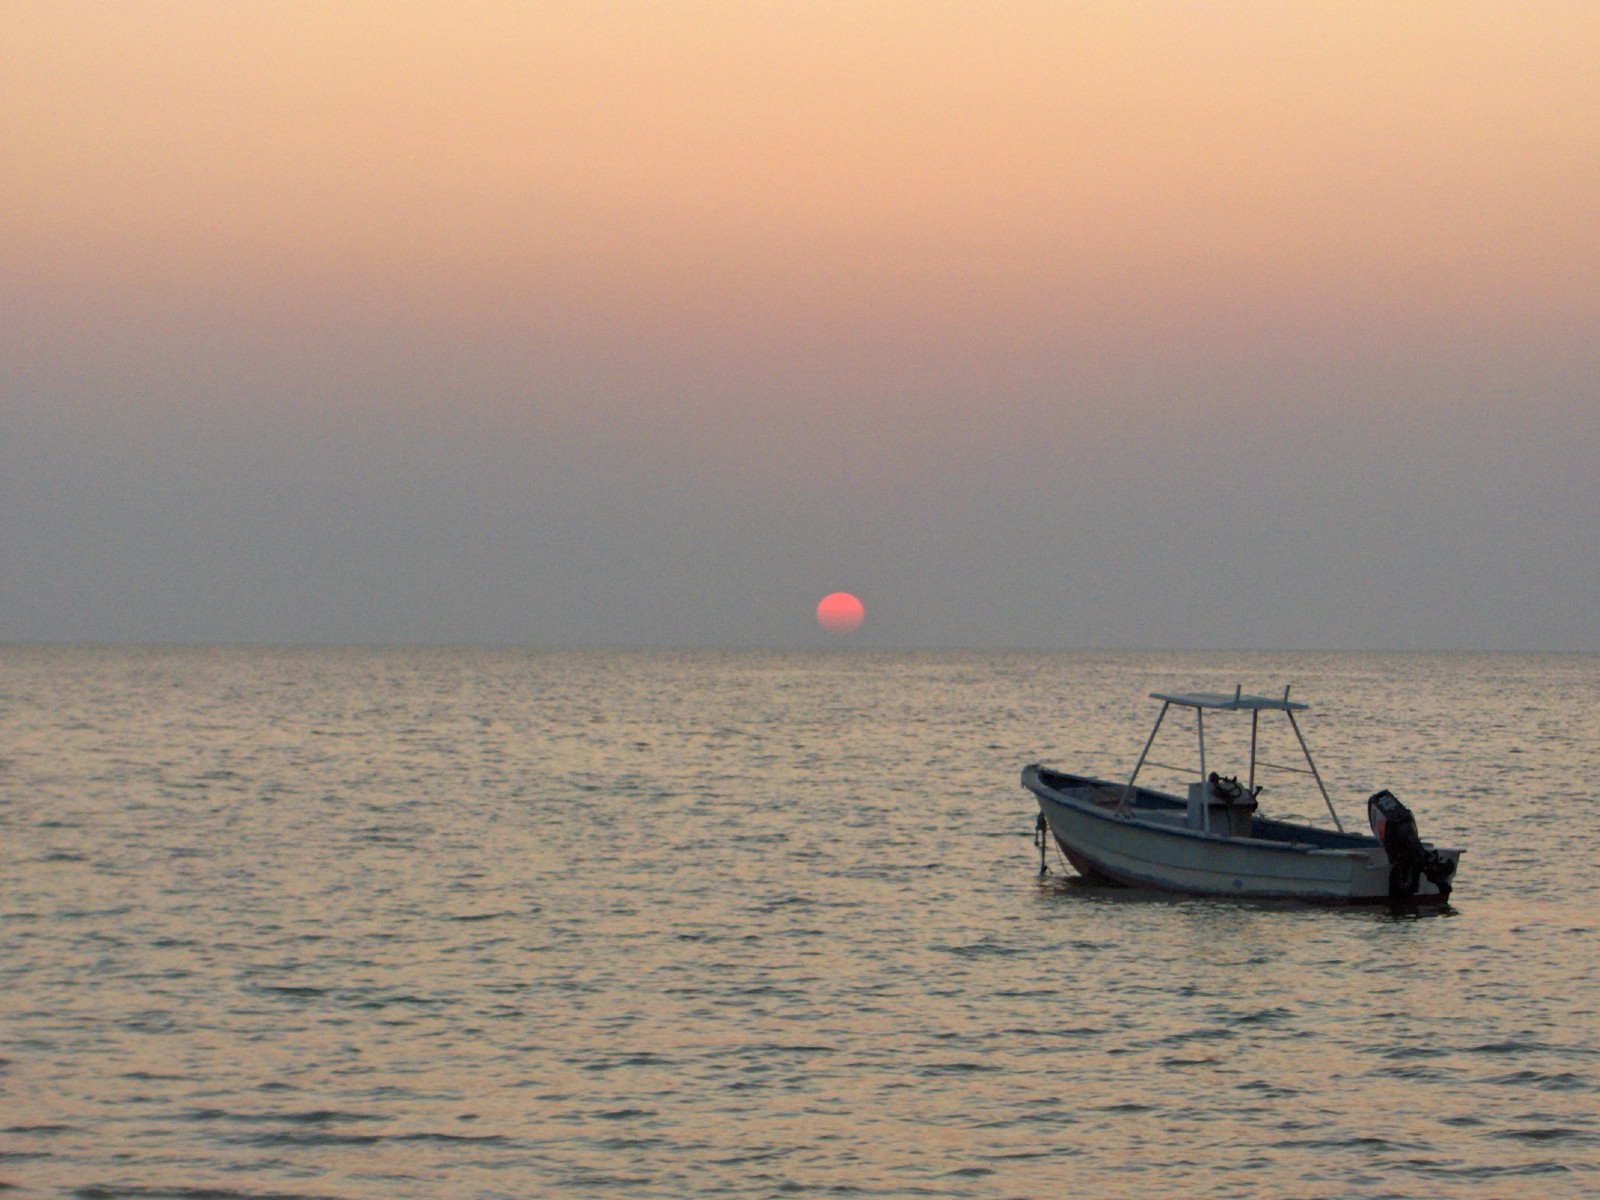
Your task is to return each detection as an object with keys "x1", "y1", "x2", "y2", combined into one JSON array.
[{"x1": 5, "y1": 1, "x2": 1597, "y2": 649}]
